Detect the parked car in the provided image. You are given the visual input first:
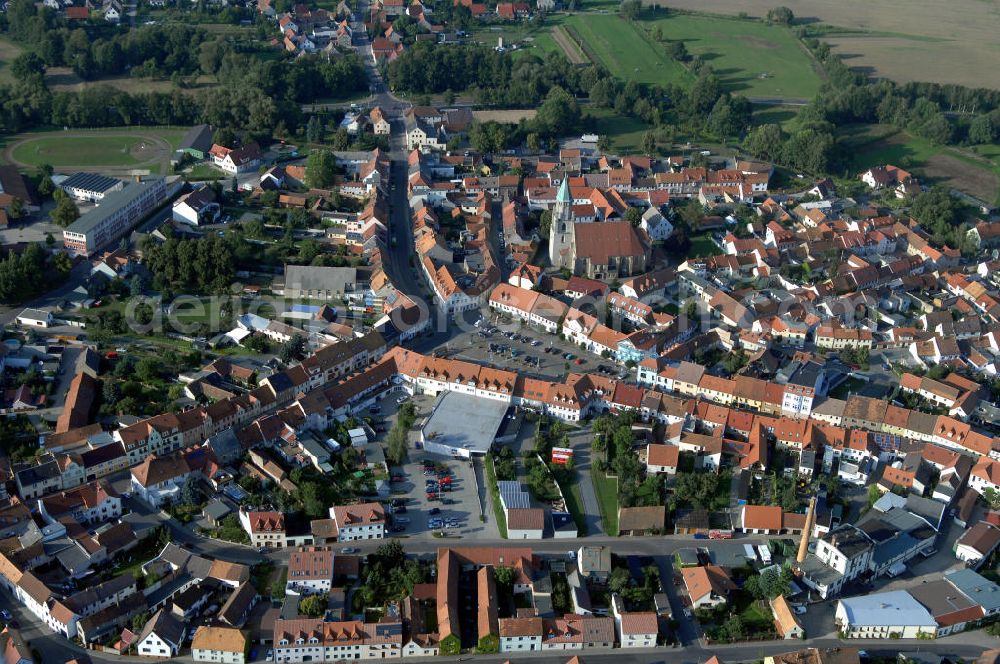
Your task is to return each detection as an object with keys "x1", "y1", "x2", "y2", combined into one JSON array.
[
  {"x1": 429, "y1": 508, "x2": 441, "y2": 515},
  {"x1": 340, "y1": 547, "x2": 358, "y2": 554}
]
